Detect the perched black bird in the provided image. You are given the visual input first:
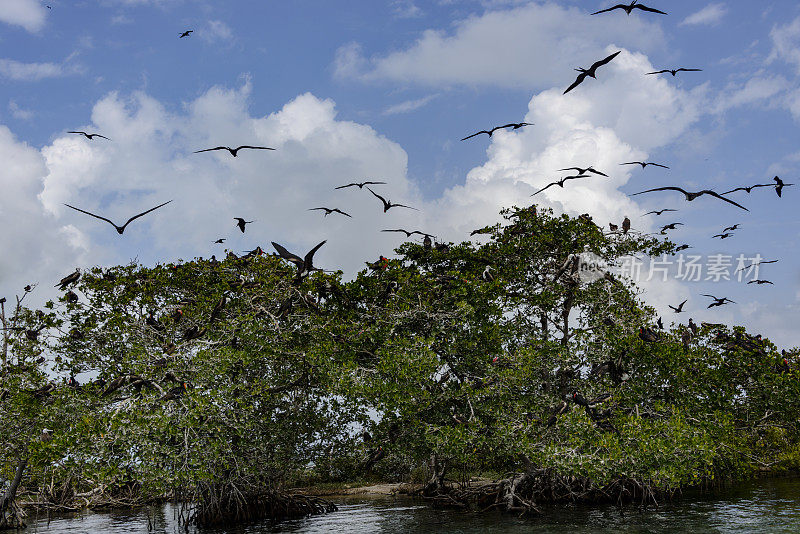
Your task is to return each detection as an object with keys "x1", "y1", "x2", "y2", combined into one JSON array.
[
  {"x1": 632, "y1": 187, "x2": 748, "y2": 211},
  {"x1": 309, "y1": 207, "x2": 352, "y2": 217},
  {"x1": 609, "y1": 223, "x2": 619, "y2": 232},
  {"x1": 721, "y1": 184, "x2": 771, "y2": 195},
  {"x1": 531, "y1": 174, "x2": 590, "y2": 196},
  {"x1": 748, "y1": 280, "x2": 774, "y2": 285},
  {"x1": 703, "y1": 295, "x2": 735, "y2": 308},
  {"x1": 688, "y1": 318, "x2": 698, "y2": 336},
  {"x1": 461, "y1": 122, "x2": 532, "y2": 141},
  {"x1": 621, "y1": 161, "x2": 669, "y2": 169},
  {"x1": 622, "y1": 217, "x2": 631, "y2": 234},
  {"x1": 564, "y1": 51, "x2": 621, "y2": 94},
  {"x1": 335, "y1": 181, "x2": 386, "y2": 190},
  {"x1": 56, "y1": 269, "x2": 80, "y2": 290},
  {"x1": 669, "y1": 299, "x2": 687, "y2": 313},
  {"x1": 591, "y1": 1, "x2": 666, "y2": 15},
  {"x1": 660, "y1": 222, "x2": 683, "y2": 233},
  {"x1": 773, "y1": 176, "x2": 794, "y2": 197},
  {"x1": 367, "y1": 188, "x2": 417, "y2": 212},
  {"x1": 559, "y1": 166, "x2": 608, "y2": 177},
  {"x1": 271, "y1": 240, "x2": 327, "y2": 278},
  {"x1": 179, "y1": 30, "x2": 193, "y2": 38},
  {"x1": 644, "y1": 208, "x2": 677, "y2": 216},
  {"x1": 194, "y1": 145, "x2": 275, "y2": 157},
  {"x1": 657, "y1": 317, "x2": 664, "y2": 330},
  {"x1": 639, "y1": 326, "x2": 660, "y2": 342},
  {"x1": 366, "y1": 256, "x2": 389, "y2": 272},
  {"x1": 646, "y1": 68, "x2": 702, "y2": 76},
  {"x1": 67, "y1": 131, "x2": 110, "y2": 140},
  {"x1": 64, "y1": 200, "x2": 173, "y2": 234},
  {"x1": 234, "y1": 218, "x2": 254, "y2": 233},
  {"x1": 571, "y1": 391, "x2": 590, "y2": 407}
]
